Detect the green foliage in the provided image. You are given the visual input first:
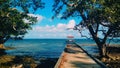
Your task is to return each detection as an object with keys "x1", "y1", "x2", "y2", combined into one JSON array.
[
  {"x1": 103, "y1": 1, "x2": 119, "y2": 23},
  {"x1": 53, "y1": 0, "x2": 120, "y2": 37},
  {"x1": 9, "y1": 0, "x2": 45, "y2": 13},
  {"x1": 0, "y1": 0, "x2": 44, "y2": 43}
]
